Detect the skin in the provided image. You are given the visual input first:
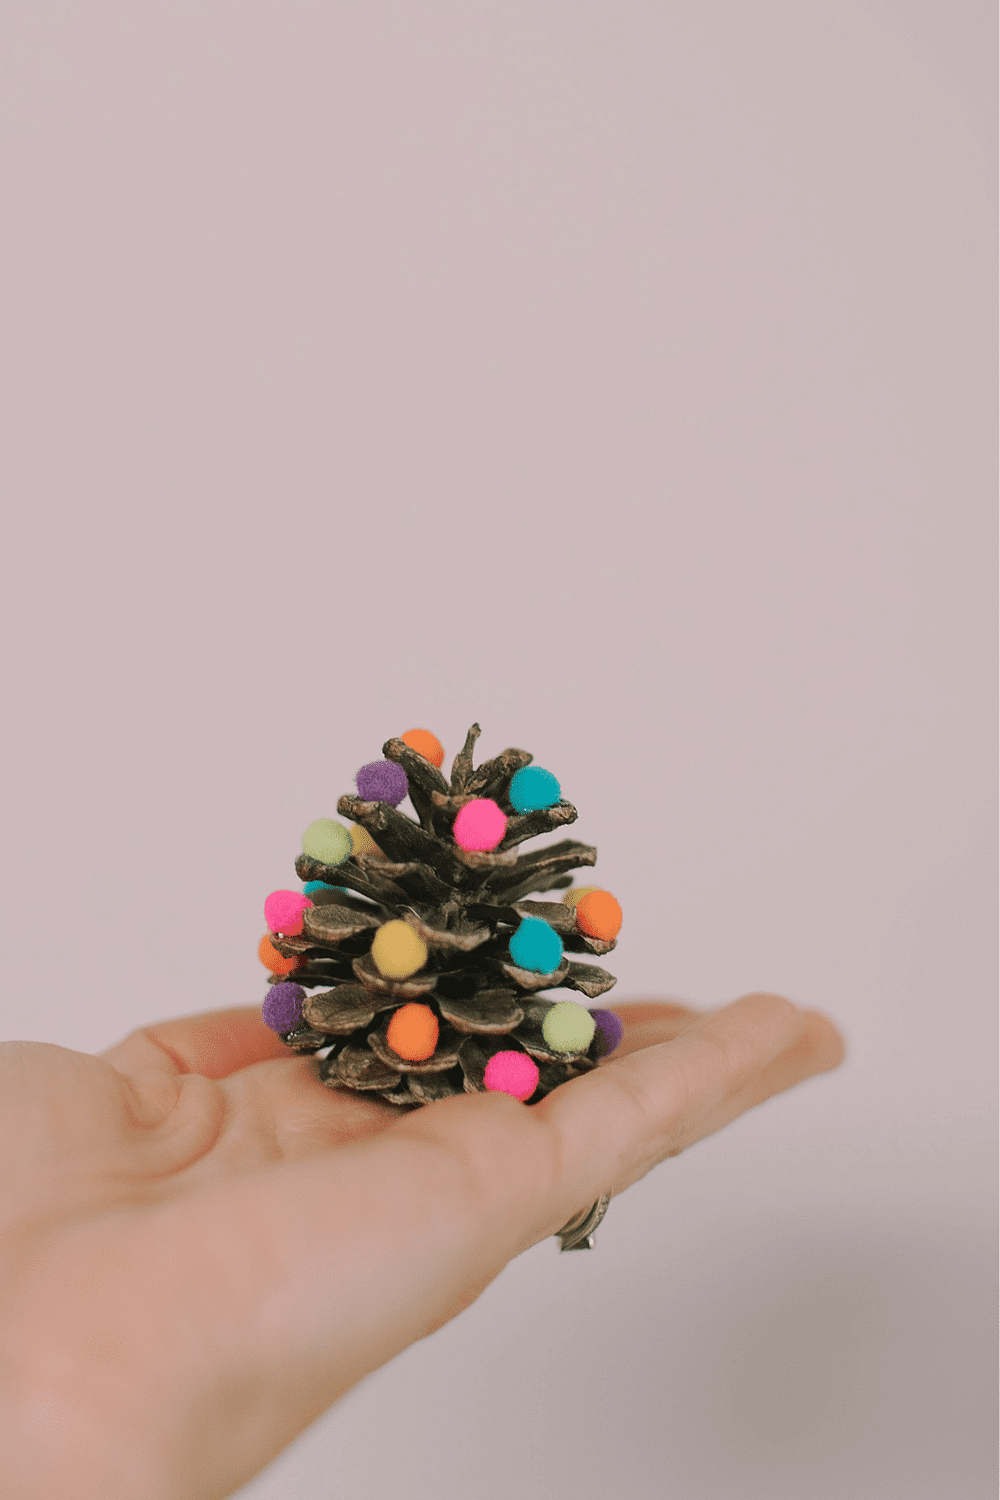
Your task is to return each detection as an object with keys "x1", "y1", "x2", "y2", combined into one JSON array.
[{"x1": 0, "y1": 994, "x2": 844, "y2": 1500}]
